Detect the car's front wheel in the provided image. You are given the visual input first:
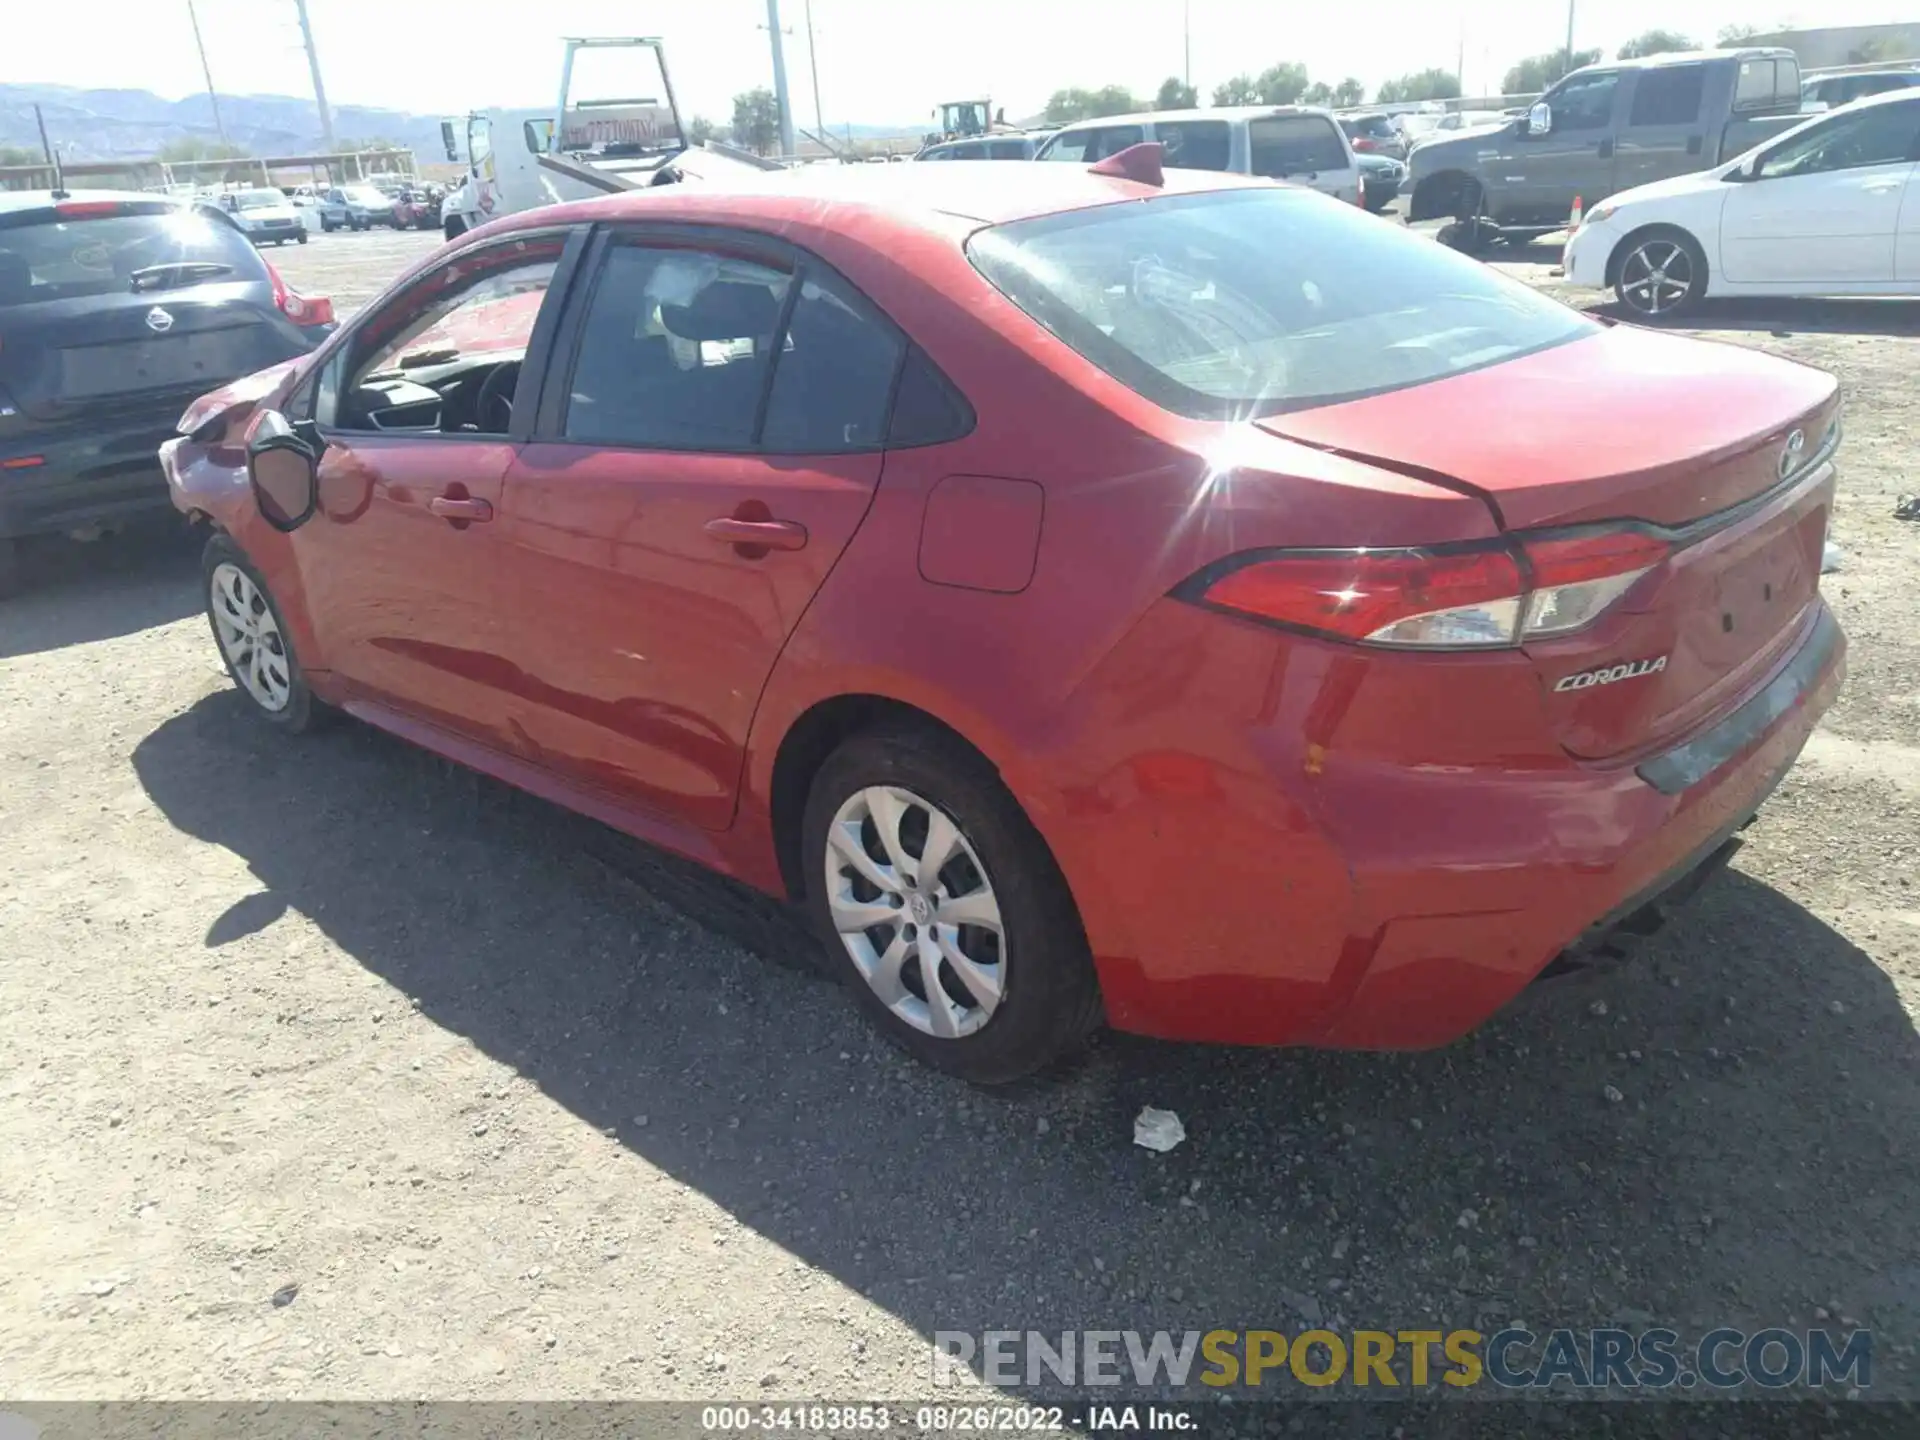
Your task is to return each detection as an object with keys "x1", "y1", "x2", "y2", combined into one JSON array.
[
  {"x1": 296, "y1": 231, "x2": 308, "y2": 244},
  {"x1": 203, "y1": 534, "x2": 324, "y2": 733},
  {"x1": 1613, "y1": 226, "x2": 1708, "y2": 320},
  {"x1": 801, "y1": 724, "x2": 1101, "y2": 1084}
]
